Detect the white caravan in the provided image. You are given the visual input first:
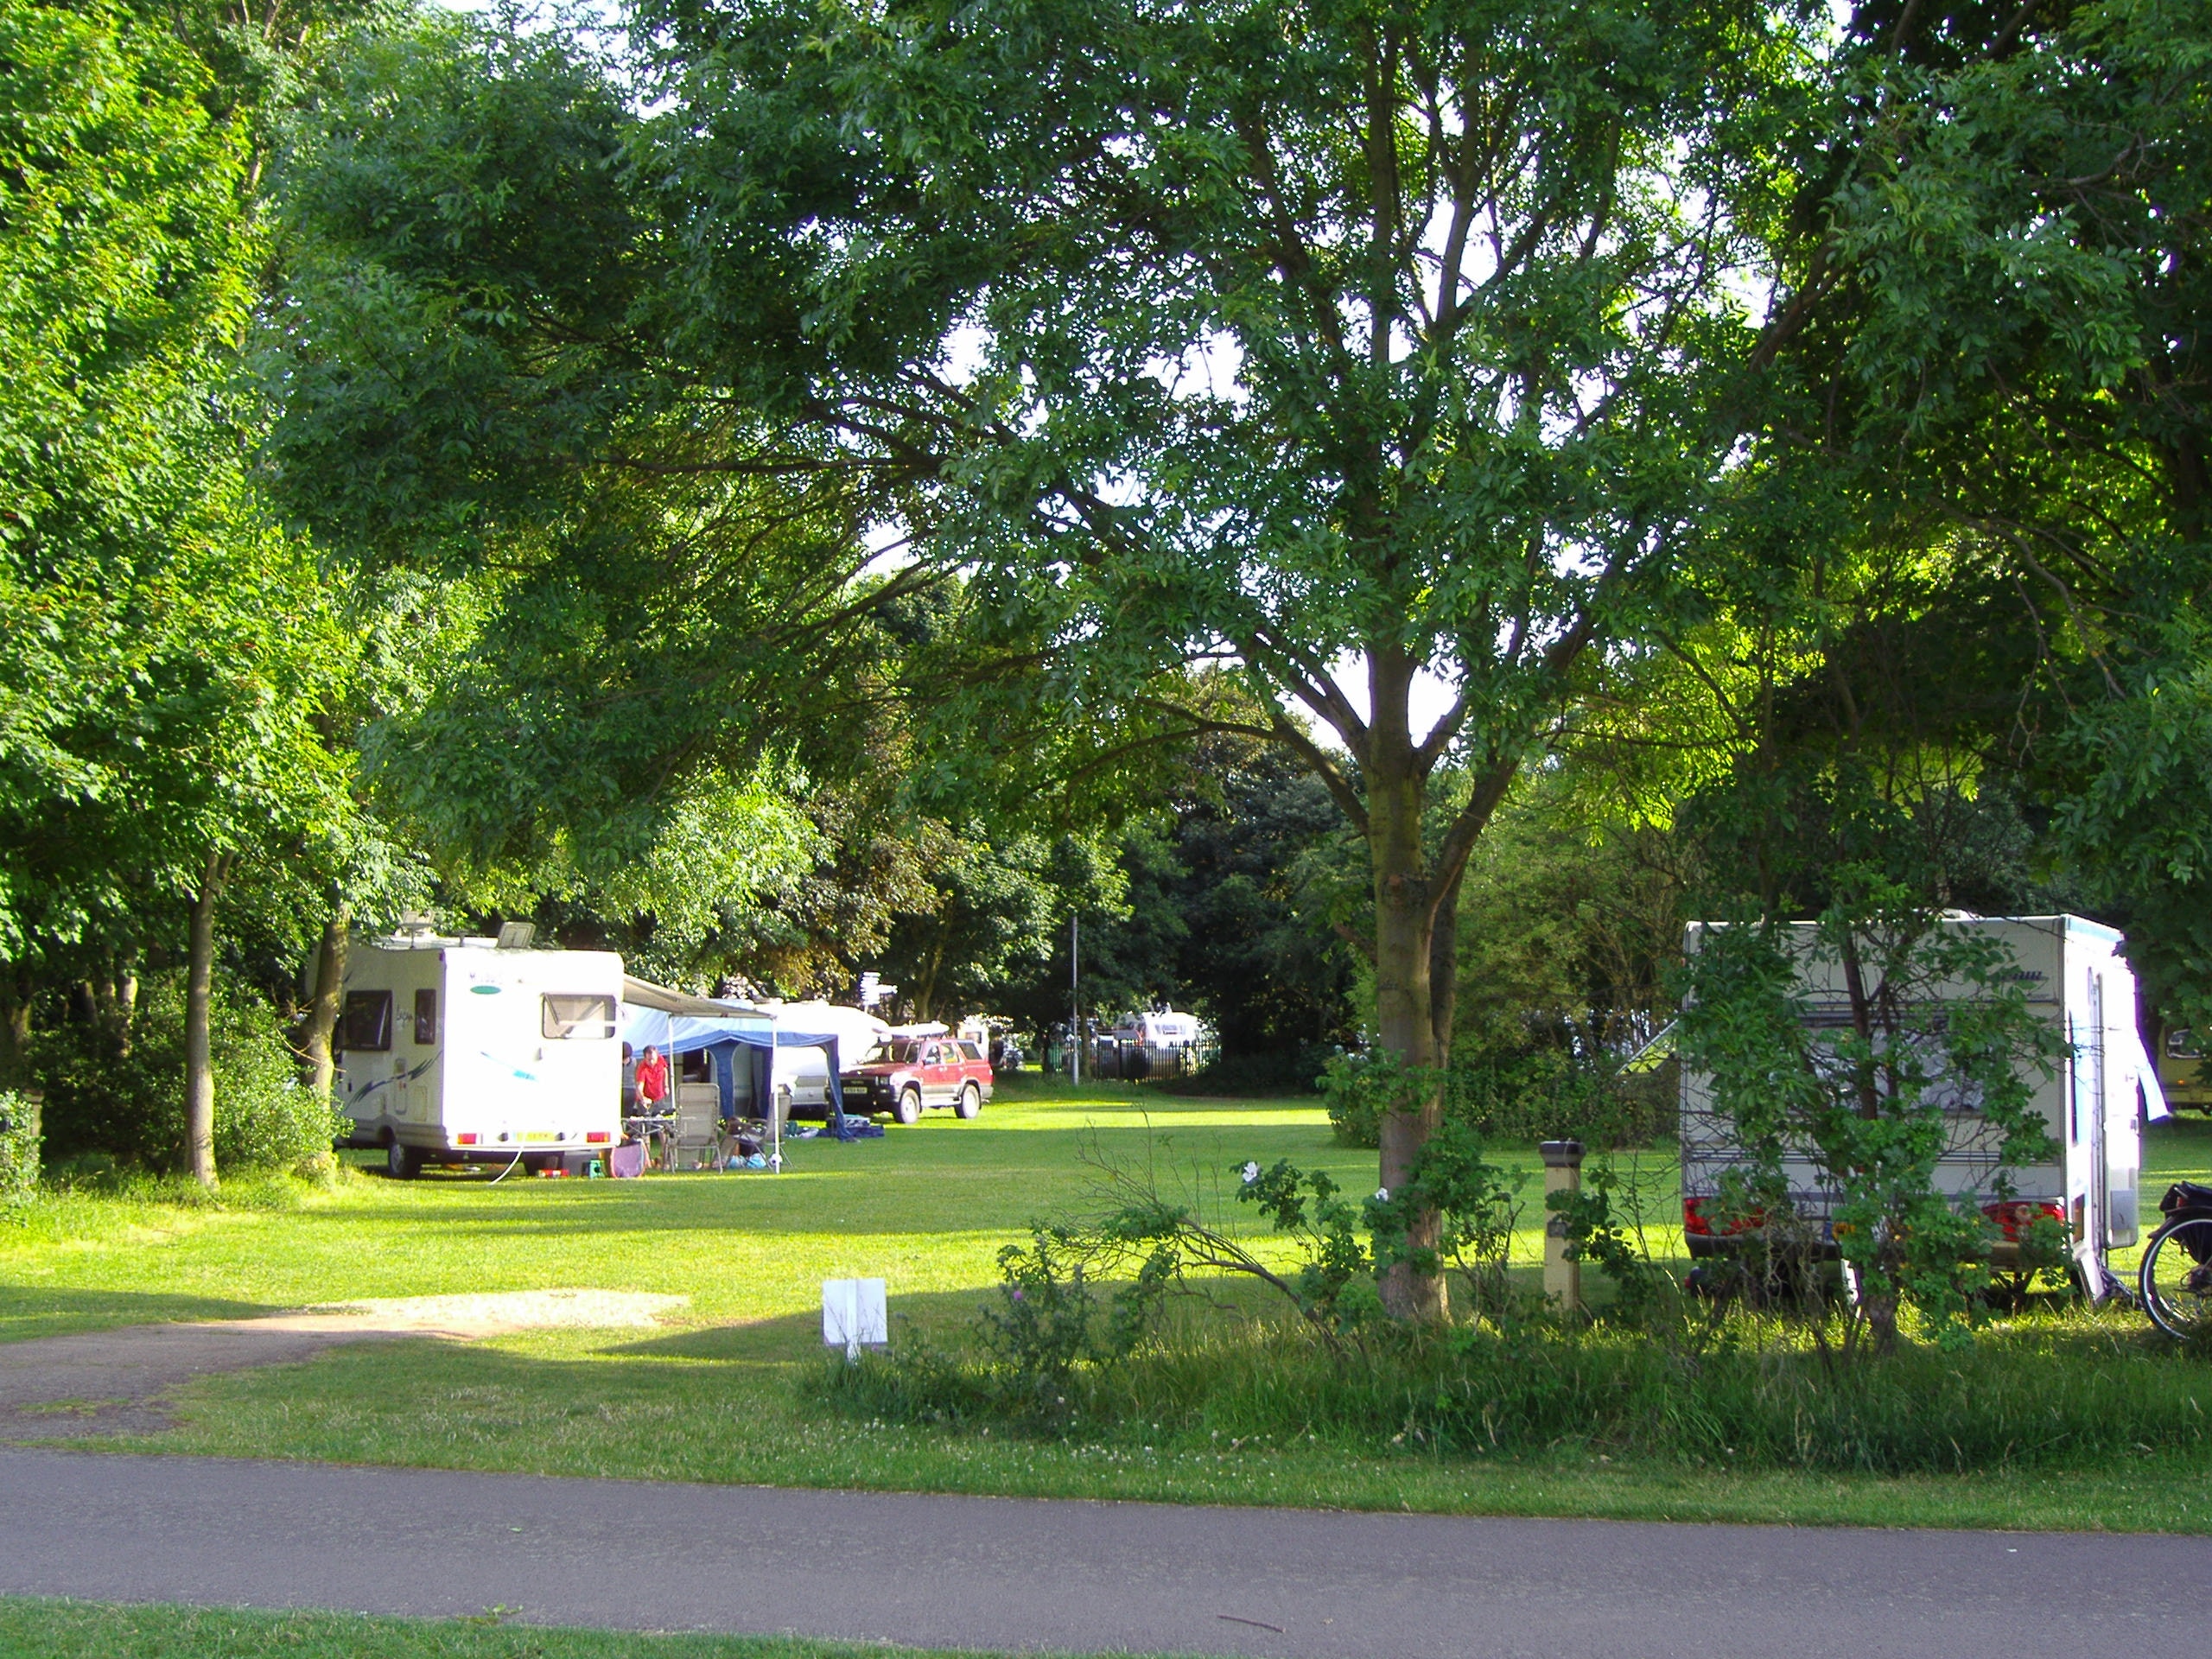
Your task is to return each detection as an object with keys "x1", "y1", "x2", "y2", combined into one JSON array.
[
  {"x1": 1680, "y1": 913, "x2": 2166, "y2": 1288},
  {"x1": 332, "y1": 935, "x2": 625, "y2": 1178}
]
